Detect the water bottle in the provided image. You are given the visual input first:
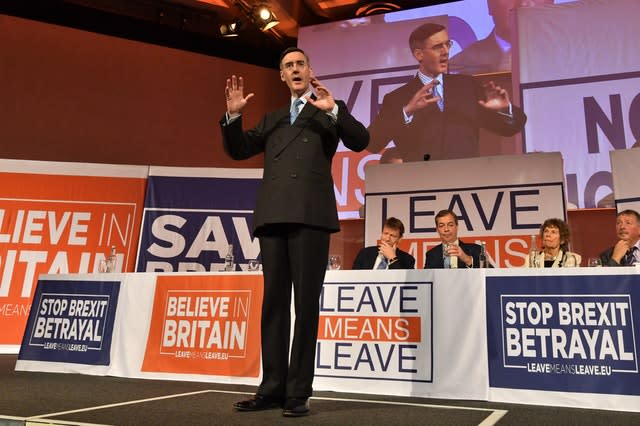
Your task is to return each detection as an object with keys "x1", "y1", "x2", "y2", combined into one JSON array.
[
  {"x1": 106, "y1": 245, "x2": 117, "y2": 273},
  {"x1": 224, "y1": 244, "x2": 235, "y2": 271},
  {"x1": 529, "y1": 235, "x2": 538, "y2": 267},
  {"x1": 478, "y1": 241, "x2": 487, "y2": 268}
]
